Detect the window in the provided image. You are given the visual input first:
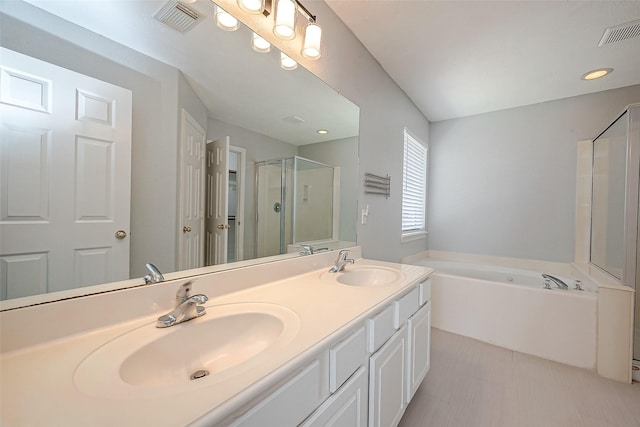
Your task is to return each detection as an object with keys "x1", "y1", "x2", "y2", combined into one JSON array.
[{"x1": 402, "y1": 128, "x2": 428, "y2": 241}]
